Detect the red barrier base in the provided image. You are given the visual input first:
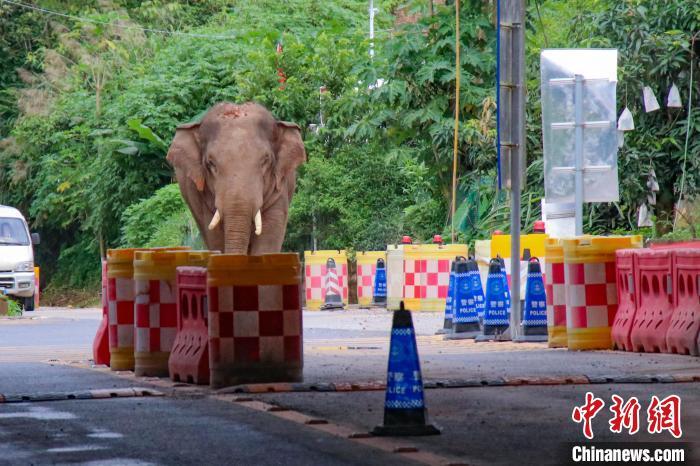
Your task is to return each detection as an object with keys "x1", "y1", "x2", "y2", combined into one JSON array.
[
  {"x1": 611, "y1": 249, "x2": 637, "y2": 352},
  {"x1": 666, "y1": 250, "x2": 700, "y2": 356},
  {"x1": 630, "y1": 250, "x2": 673, "y2": 353},
  {"x1": 169, "y1": 267, "x2": 209, "y2": 385},
  {"x1": 92, "y1": 313, "x2": 110, "y2": 366},
  {"x1": 93, "y1": 260, "x2": 110, "y2": 366}
]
